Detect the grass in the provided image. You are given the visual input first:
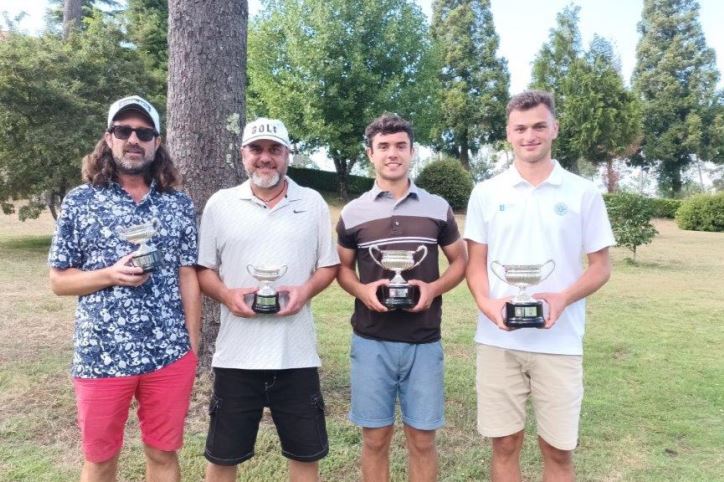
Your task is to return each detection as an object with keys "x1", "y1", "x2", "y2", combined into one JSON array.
[{"x1": 0, "y1": 208, "x2": 722, "y2": 481}]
